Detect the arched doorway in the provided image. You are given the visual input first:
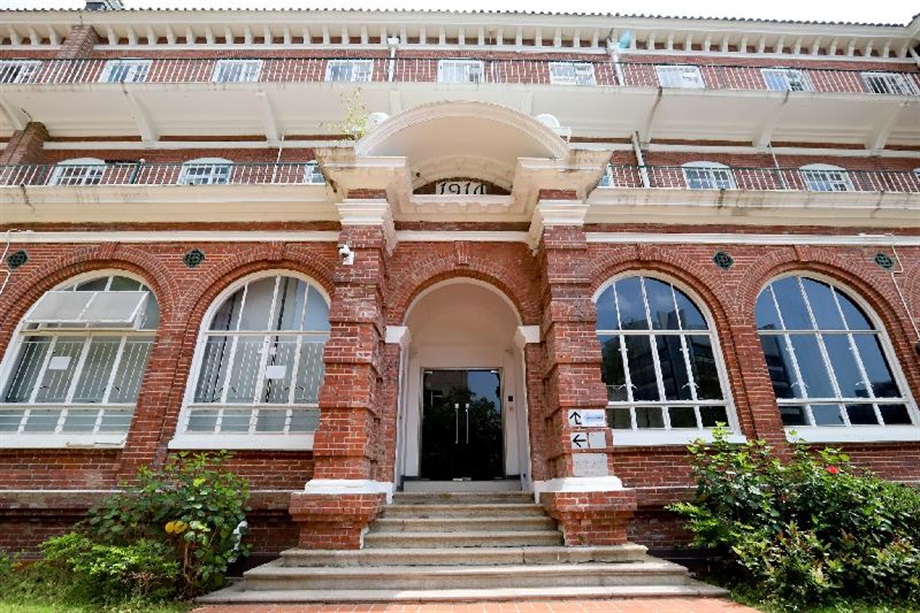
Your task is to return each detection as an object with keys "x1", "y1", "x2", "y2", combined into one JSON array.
[{"x1": 395, "y1": 279, "x2": 530, "y2": 491}]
